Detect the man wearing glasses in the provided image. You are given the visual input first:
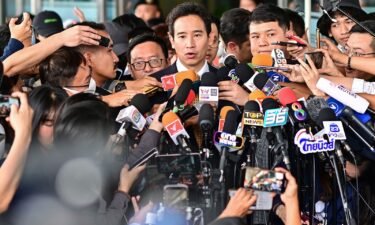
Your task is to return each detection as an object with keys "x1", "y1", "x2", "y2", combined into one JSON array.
[{"x1": 127, "y1": 33, "x2": 169, "y2": 80}]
